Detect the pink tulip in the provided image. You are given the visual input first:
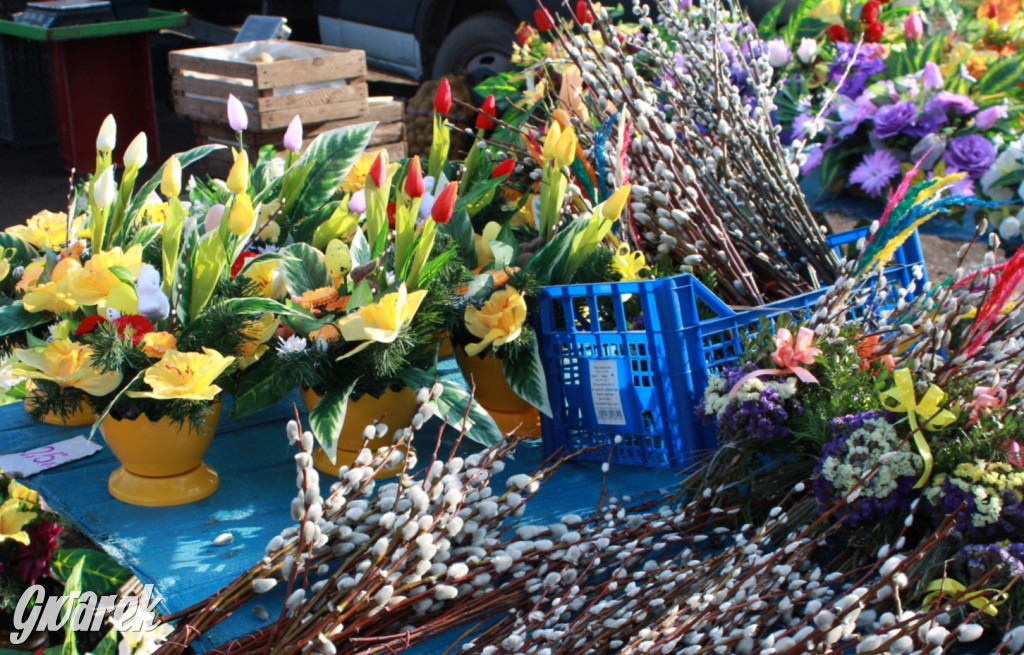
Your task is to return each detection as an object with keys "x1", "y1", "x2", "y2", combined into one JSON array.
[
  {"x1": 205, "y1": 204, "x2": 226, "y2": 233},
  {"x1": 227, "y1": 94, "x2": 248, "y2": 132},
  {"x1": 904, "y1": 13, "x2": 924, "y2": 40},
  {"x1": 283, "y1": 115, "x2": 303, "y2": 152}
]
